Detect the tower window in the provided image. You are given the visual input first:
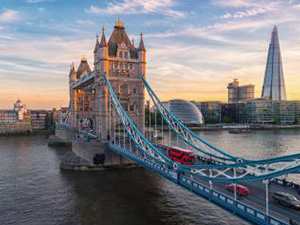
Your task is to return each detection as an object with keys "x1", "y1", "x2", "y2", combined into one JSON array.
[
  {"x1": 125, "y1": 51, "x2": 128, "y2": 59},
  {"x1": 133, "y1": 88, "x2": 137, "y2": 94},
  {"x1": 119, "y1": 51, "x2": 123, "y2": 58}
]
